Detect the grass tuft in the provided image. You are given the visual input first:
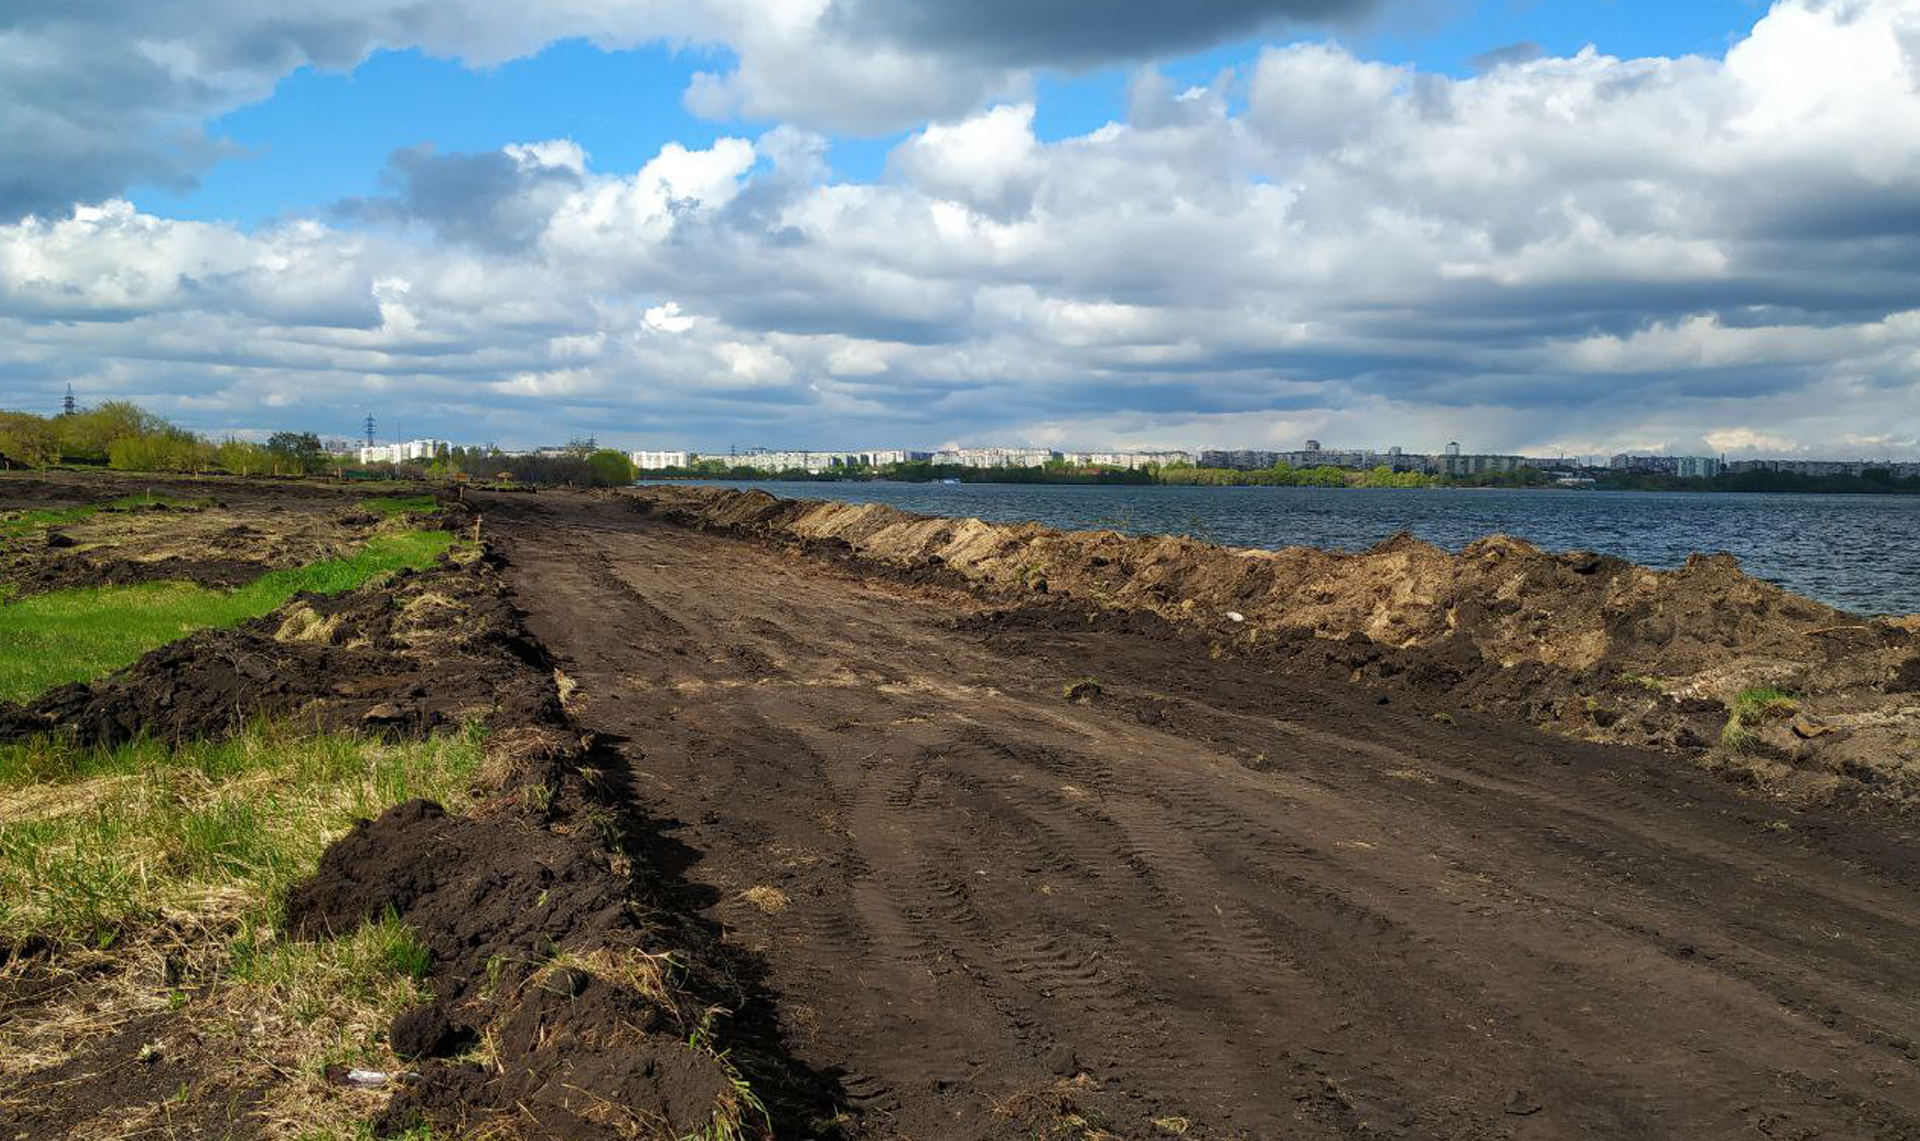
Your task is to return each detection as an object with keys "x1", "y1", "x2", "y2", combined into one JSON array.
[
  {"x1": 1616, "y1": 671, "x2": 1667, "y2": 694},
  {"x1": 0, "y1": 529, "x2": 455, "y2": 702},
  {"x1": 1720, "y1": 686, "x2": 1799, "y2": 753}
]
